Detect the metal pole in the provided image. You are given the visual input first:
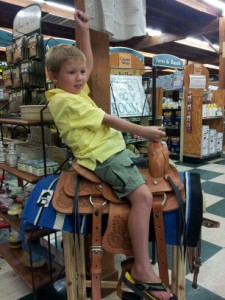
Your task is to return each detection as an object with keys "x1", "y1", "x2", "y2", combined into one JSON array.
[{"x1": 152, "y1": 66, "x2": 157, "y2": 125}]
